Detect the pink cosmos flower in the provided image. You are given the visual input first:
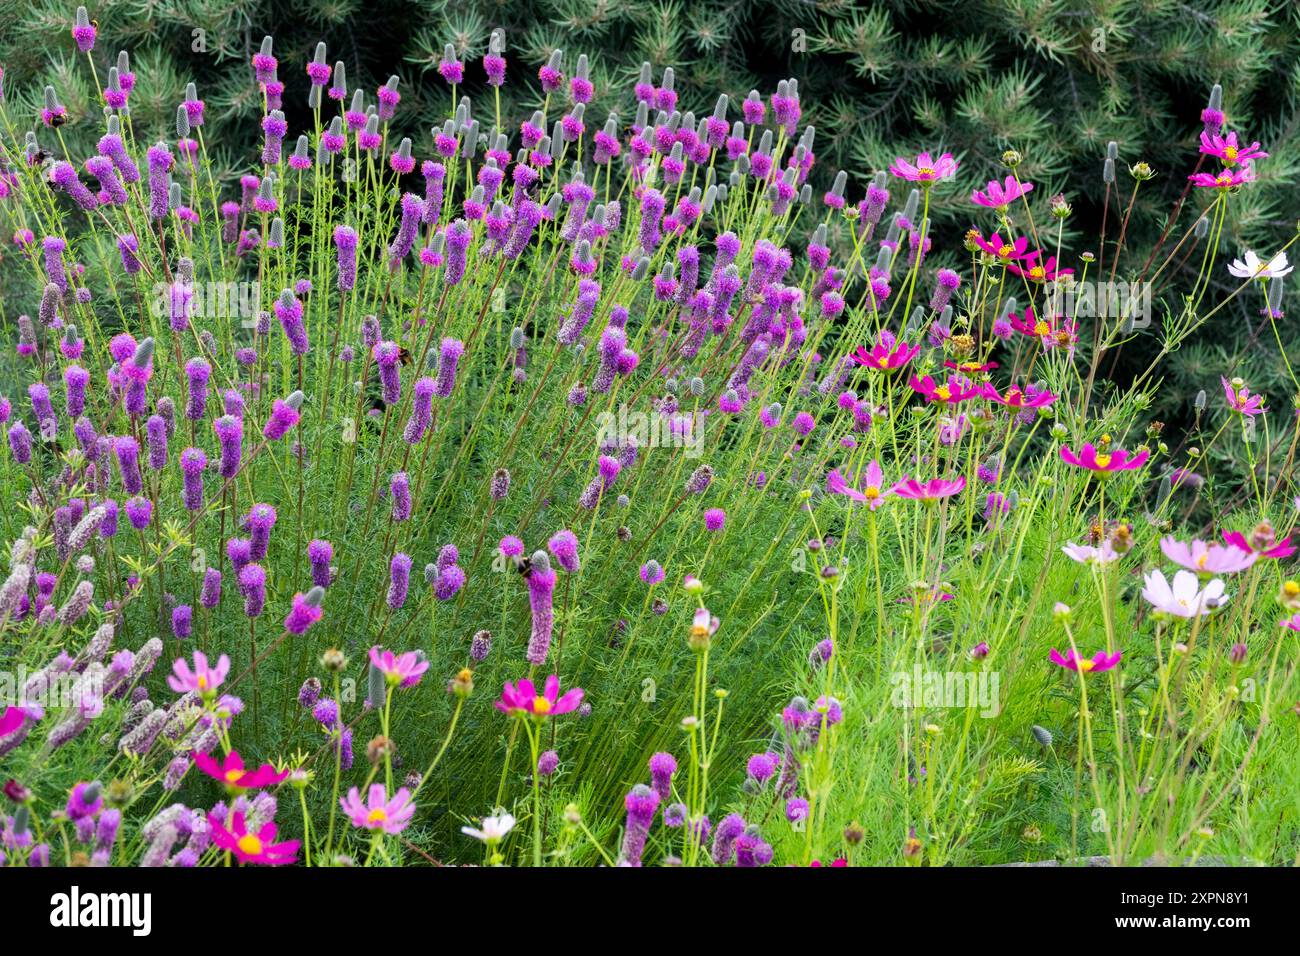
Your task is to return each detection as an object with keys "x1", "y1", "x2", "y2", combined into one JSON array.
[
  {"x1": 209, "y1": 809, "x2": 299, "y2": 865},
  {"x1": 1189, "y1": 166, "x2": 1256, "y2": 189},
  {"x1": 1060, "y1": 443, "x2": 1149, "y2": 473},
  {"x1": 1282, "y1": 613, "x2": 1300, "y2": 632},
  {"x1": 889, "y1": 151, "x2": 958, "y2": 183},
  {"x1": 341, "y1": 784, "x2": 416, "y2": 834},
  {"x1": 1007, "y1": 253, "x2": 1072, "y2": 283},
  {"x1": 194, "y1": 750, "x2": 291, "y2": 792},
  {"x1": 1141, "y1": 569, "x2": 1229, "y2": 618},
  {"x1": 981, "y1": 381, "x2": 1056, "y2": 409},
  {"x1": 971, "y1": 176, "x2": 1033, "y2": 208},
  {"x1": 1049, "y1": 648, "x2": 1122, "y2": 674},
  {"x1": 971, "y1": 232, "x2": 1035, "y2": 262},
  {"x1": 908, "y1": 374, "x2": 980, "y2": 405},
  {"x1": 0, "y1": 706, "x2": 25, "y2": 737},
  {"x1": 851, "y1": 337, "x2": 920, "y2": 371},
  {"x1": 826, "y1": 460, "x2": 890, "y2": 510},
  {"x1": 1061, "y1": 541, "x2": 1120, "y2": 565},
  {"x1": 890, "y1": 476, "x2": 966, "y2": 502},
  {"x1": 368, "y1": 645, "x2": 429, "y2": 688},
  {"x1": 496, "y1": 674, "x2": 584, "y2": 718},
  {"x1": 1198, "y1": 131, "x2": 1267, "y2": 168},
  {"x1": 167, "y1": 650, "x2": 231, "y2": 696},
  {"x1": 1159, "y1": 536, "x2": 1257, "y2": 575},
  {"x1": 1222, "y1": 530, "x2": 1295, "y2": 560},
  {"x1": 1221, "y1": 377, "x2": 1265, "y2": 417}
]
